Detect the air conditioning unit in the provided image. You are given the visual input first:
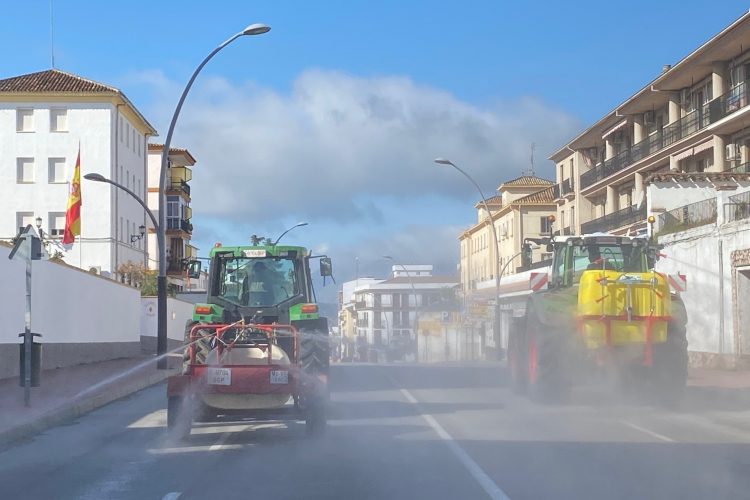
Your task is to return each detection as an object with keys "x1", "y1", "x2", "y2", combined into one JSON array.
[
  {"x1": 643, "y1": 111, "x2": 655, "y2": 126},
  {"x1": 88, "y1": 266, "x2": 101, "y2": 275},
  {"x1": 725, "y1": 143, "x2": 739, "y2": 160}
]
